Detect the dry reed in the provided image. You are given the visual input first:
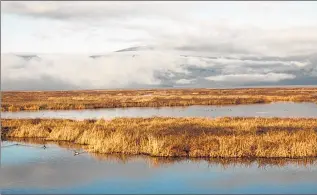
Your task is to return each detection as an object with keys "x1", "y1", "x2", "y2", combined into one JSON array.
[
  {"x1": 2, "y1": 117, "x2": 317, "y2": 158},
  {"x1": 2, "y1": 88, "x2": 317, "y2": 111}
]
